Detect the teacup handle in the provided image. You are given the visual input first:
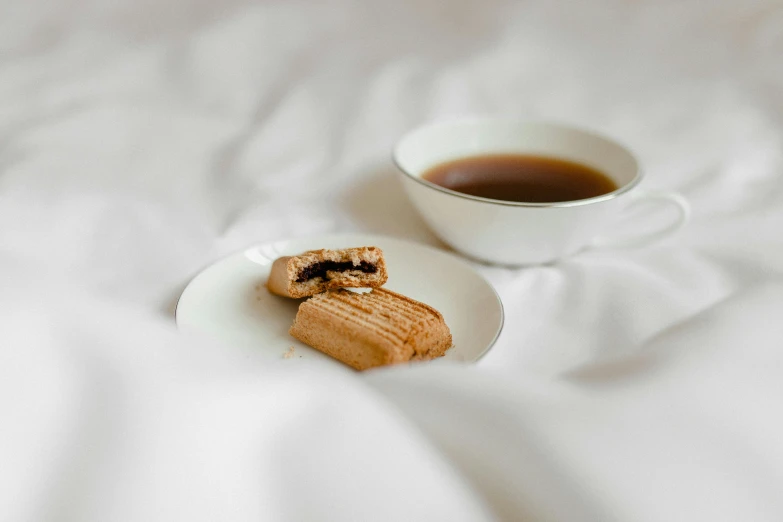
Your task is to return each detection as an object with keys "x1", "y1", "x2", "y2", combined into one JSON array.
[{"x1": 591, "y1": 190, "x2": 691, "y2": 249}]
